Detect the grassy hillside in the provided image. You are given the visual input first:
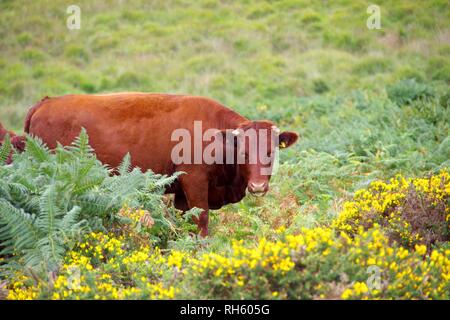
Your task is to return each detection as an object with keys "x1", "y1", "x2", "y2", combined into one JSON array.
[
  {"x1": 1, "y1": 0, "x2": 449, "y2": 130},
  {"x1": 0, "y1": 0, "x2": 449, "y2": 300}
]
